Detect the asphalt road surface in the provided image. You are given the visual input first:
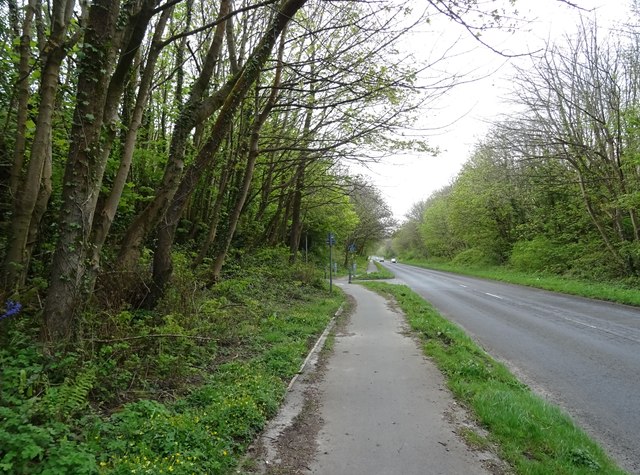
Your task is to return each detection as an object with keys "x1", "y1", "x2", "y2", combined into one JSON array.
[{"x1": 386, "y1": 262, "x2": 640, "y2": 474}]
